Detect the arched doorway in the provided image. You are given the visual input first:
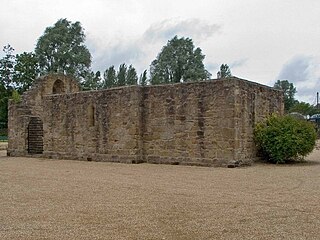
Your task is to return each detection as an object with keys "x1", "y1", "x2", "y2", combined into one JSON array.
[
  {"x1": 52, "y1": 79, "x2": 65, "y2": 94},
  {"x1": 28, "y1": 117, "x2": 43, "y2": 154}
]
